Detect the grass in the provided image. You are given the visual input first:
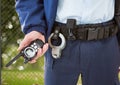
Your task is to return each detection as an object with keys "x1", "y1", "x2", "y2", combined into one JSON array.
[
  {"x1": 1, "y1": 70, "x2": 44, "y2": 85},
  {"x1": 1, "y1": 70, "x2": 120, "y2": 85}
]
